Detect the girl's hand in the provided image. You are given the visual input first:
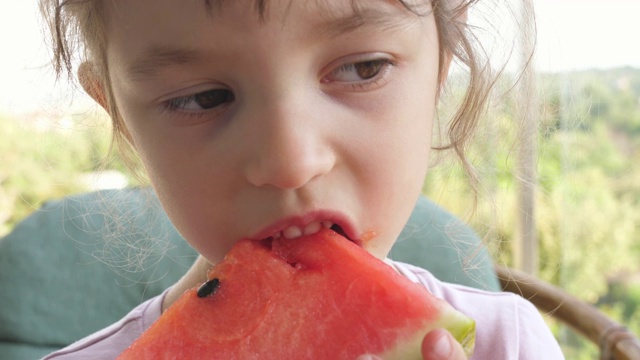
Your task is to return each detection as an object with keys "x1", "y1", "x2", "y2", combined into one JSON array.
[
  {"x1": 356, "y1": 329, "x2": 468, "y2": 360},
  {"x1": 420, "y1": 329, "x2": 468, "y2": 360}
]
